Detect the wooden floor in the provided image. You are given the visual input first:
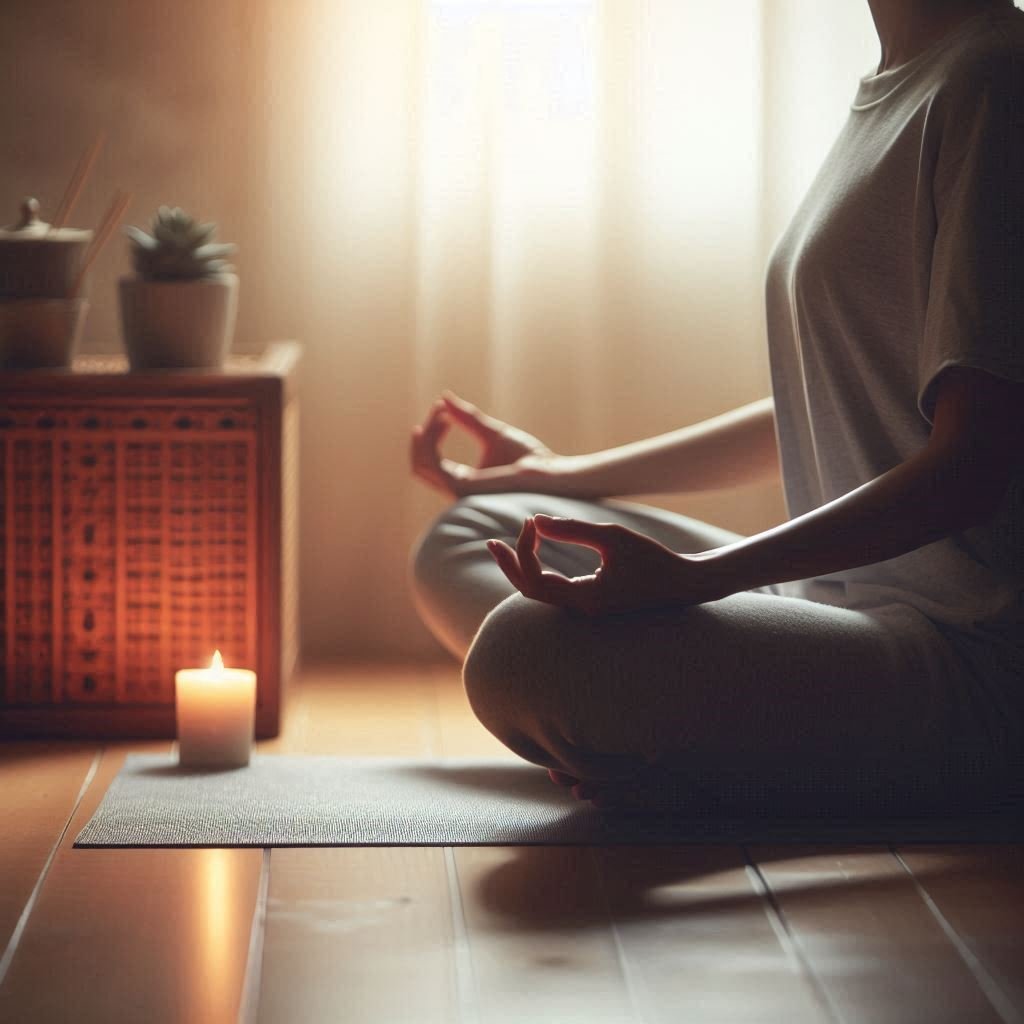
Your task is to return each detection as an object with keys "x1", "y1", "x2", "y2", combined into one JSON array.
[{"x1": 1, "y1": 665, "x2": 1022, "y2": 1024}]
